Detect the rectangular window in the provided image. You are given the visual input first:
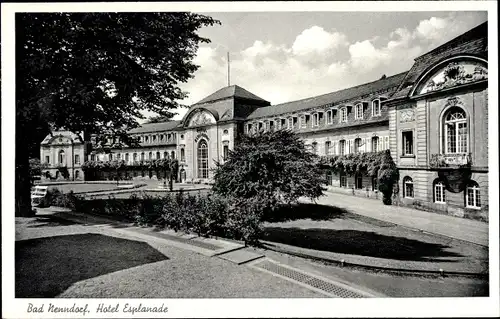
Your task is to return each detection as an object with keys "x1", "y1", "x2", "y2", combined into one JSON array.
[
  {"x1": 90, "y1": 154, "x2": 95, "y2": 161},
  {"x1": 74, "y1": 154, "x2": 80, "y2": 164},
  {"x1": 371, "y1": 177, "x2": 378, "y2": 191},
  {"x1": 339, "y1": 140, "x2": 346, "y2": 155},
  {"x1": 181, "y1": 148, "x2": 185, "y2": 162},
  {"x1": 269, "y1": 121, "x2": 274, "y2": 131},
  {"x1": 340, "y1": 108, "x2": 347, "y2": 123},
  {"x1": 223, "y1": 145, "x2": 229, "y2": 161},
  {"x1": 125, "y1": 153, "x2": 129, "y2": 162},
  {"x1": 45, "y1": 156, "x2": 50, "y2": 164},
  {"x1": 372, "y1": 100, "x2": 381, "y2": 116},
  {"x1": 281, "y1": 119, "x2": 286, "y2": 128},
  {"x1": 355, "y1": 175, "x2": 363, "y2": 189},
  {"x1": 325, "y1": 141, "x2": 331, "y2": 155},
  {"x1": 313, "y1": 113, "x2": 319, "y2": 127},
  {"x1": 326, "y1": 111, "x2": 333, "y2": 124},
  {"x1": 355, "y1": 104, "x2": 363, "y2": 119},
  {"x1": 340, "y1": 175, "x2": 347, "y2": 188},
  {"x1": 402, "y1": 131, "x2": 414, "y2": 155},
  {"x1": 293, "y1": 117, "x2": 298, "y2": 128},
  {"x1": 301, "y1": 115, "x2": 307, "y2": 128}
]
